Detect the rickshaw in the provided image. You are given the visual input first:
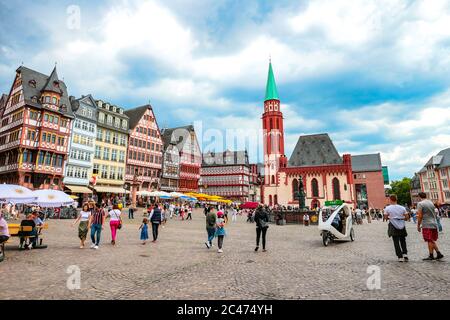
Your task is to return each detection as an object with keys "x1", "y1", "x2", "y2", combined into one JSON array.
[{"x1": 318, "y1": 201, "x2": 355, "y2": 246}]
